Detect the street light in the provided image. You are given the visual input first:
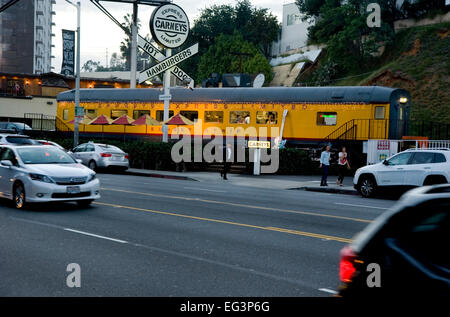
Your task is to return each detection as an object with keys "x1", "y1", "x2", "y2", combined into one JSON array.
[{"x1": 65, "y1": 0, "x2": 81, "y2": 147}]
